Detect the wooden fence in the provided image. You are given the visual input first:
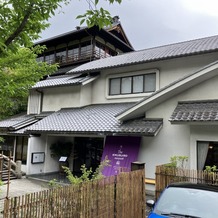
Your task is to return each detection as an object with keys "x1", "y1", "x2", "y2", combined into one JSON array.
[
  {"x1": 155, "y1": 165, "x2": 218, "y2": 200},
  {"x1": 3, "y1": 169, "x2": 145, "y2": 218}
]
